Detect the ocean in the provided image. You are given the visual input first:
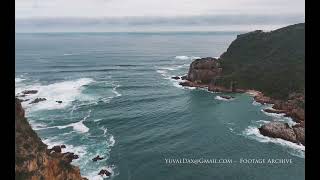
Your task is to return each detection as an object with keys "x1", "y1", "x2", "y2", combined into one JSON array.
[{"x1": 15, "y1": 32, "x2": 304, "y2": 180}]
